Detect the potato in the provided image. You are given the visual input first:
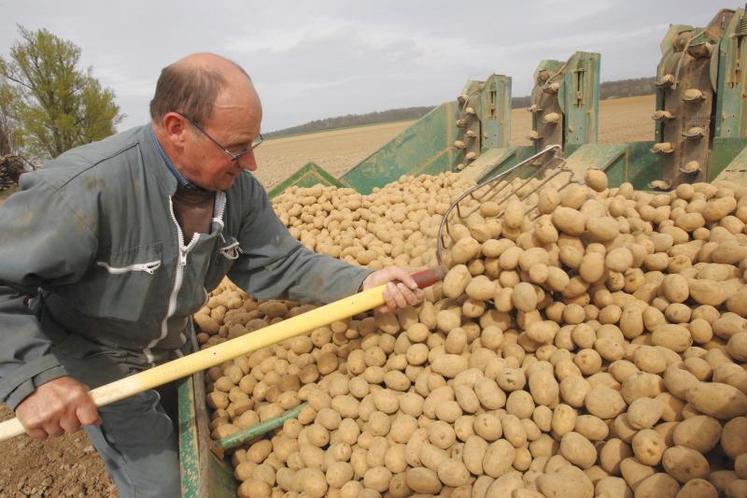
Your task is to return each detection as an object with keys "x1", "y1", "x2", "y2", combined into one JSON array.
[
  {"x1": 585, "y1": 169, "x2": 608, "y2": 192},
  {"x1": 661, "y1": 446, "x2": 709, "y2": 483},
  {"x1": 721, "y1": 417, "x2": 747, "y2": 458},
  {"x1": 513, "y1": 282, "x2": 538, "y2": 312},
  {"x1": 537, "y1": 465, "x2": 594, "y2": 498},
  {"x1": 600, "y1": 438, "x2": 632, "y2": 475},
  {"x1": 431, "y1": 354, "x2": 468, "y2": 378},
  {"x1": 633, "y1": 473, "x2": 680, "y2": 498},
  {"x1": 672, "y1": 415, "x2": 721, "y2": 453},
  {"x1": 437, "y1": 459, "x2": 471, "y2": 487},
  {"x1": 559, "y1": 431, "x2": 597, "y2": 469},
  {"x1": 651, "y1": 324, "x2": 692, "y2": 353},
  {"x1": 587, "y1": 216, "x2": 619, "y2": 242},
  {"x1": 326, "y1": 461, "x2": 354, "y2": 489},
  {"x1": 405, "y1": 467, "x2": 442, "y2": 494},
  {"x1": 466, "y1": 275, "x2": 496, "y2": 301},
  {"x1": 607, "y1": 247, "x2": 634, "y2": 273},
  {"x1": 688, "y1": 278, "x2": 728, "y2": 306},
  {"x1": 579, "y1": 252, "x2": 605, "y2": 284},
  {"x1": 553, "y1": 207, "x2": 588, "y2": 236},
  {"x1": 686, "y1": 382, "x2": 747, "y2": 419},
  {"x1": 631, "y1": 429, "x2": 665, "y2": 466},
  {"x1": 444, "y1": 264, "x2": 473, "y2": 298},
  {"x1": 450, "y1": 236, "x2": 481, "y2": 264},
  {"x1": 482, "y1": 439, "x2": 516, "y2": 477},
  {"x1": 585, "y1": 387, "x2": 626, "y2": 419},
  {"x1": 620, "y1": 457, "x2": 654, "y2": 489},
  {"x1": 626, "y1": 397, "x2": 662, "y2": 430},
  {"x1": 295, "y1": 467, "x2": 327, "y2": 498},
  {"x1": 676, "y1": 479, "x2": 718, "y2": 498},
  {"x1": 363, "y1": 466, "x2": 392, "y2": 492},
  {"x1": 594, "y1": 476, "x2": 631, "y2": 498}
]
